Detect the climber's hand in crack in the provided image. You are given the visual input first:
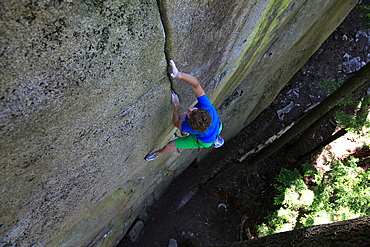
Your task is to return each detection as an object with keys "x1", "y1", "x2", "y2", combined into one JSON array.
[
  {"x1": 171, "y1": 90, "x2": 180, "y2": 106},
  {"x1": 169, "y1": 60, "x2": 205, "y2": 98},
  {"x1": 170, "y1": 60, "x2": 179, "y2": 78}
]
